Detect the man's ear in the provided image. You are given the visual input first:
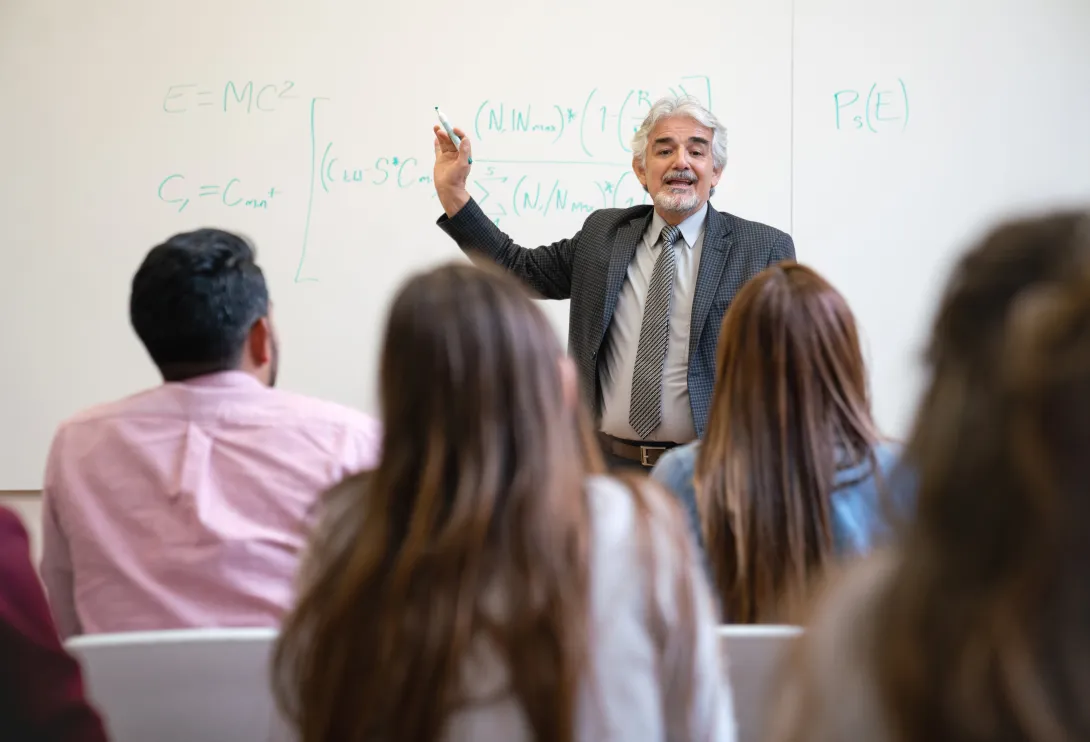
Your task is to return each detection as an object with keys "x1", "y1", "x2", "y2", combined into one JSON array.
[
  {"x1": 559, "y1": 355, "x2": 579, "y2": 409},
  {"x1": 247, "y1": 317, "x2": 272, "y2": 367},
  {"x1": 711, "y1": 164, "x2": 723, "y2": 189},
  {"x1": 633, "y1": 155, "x2": 647, "y2": 189}
]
